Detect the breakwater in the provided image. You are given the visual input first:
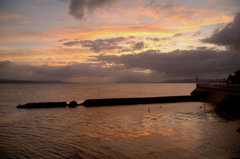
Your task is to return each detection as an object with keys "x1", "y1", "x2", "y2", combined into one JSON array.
[
  {"x1": 16, "y1": 83, "x2": 240, "y2": 109},
  {"x1": 17, "y1": 101, "x2": 78, "y2": 108},
  {"x1": 16, "y1": 96, "x2": 200, "y2": 108},
  {"x1": 81, "y1": 96, "x2": 199, "y2": 107}
]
